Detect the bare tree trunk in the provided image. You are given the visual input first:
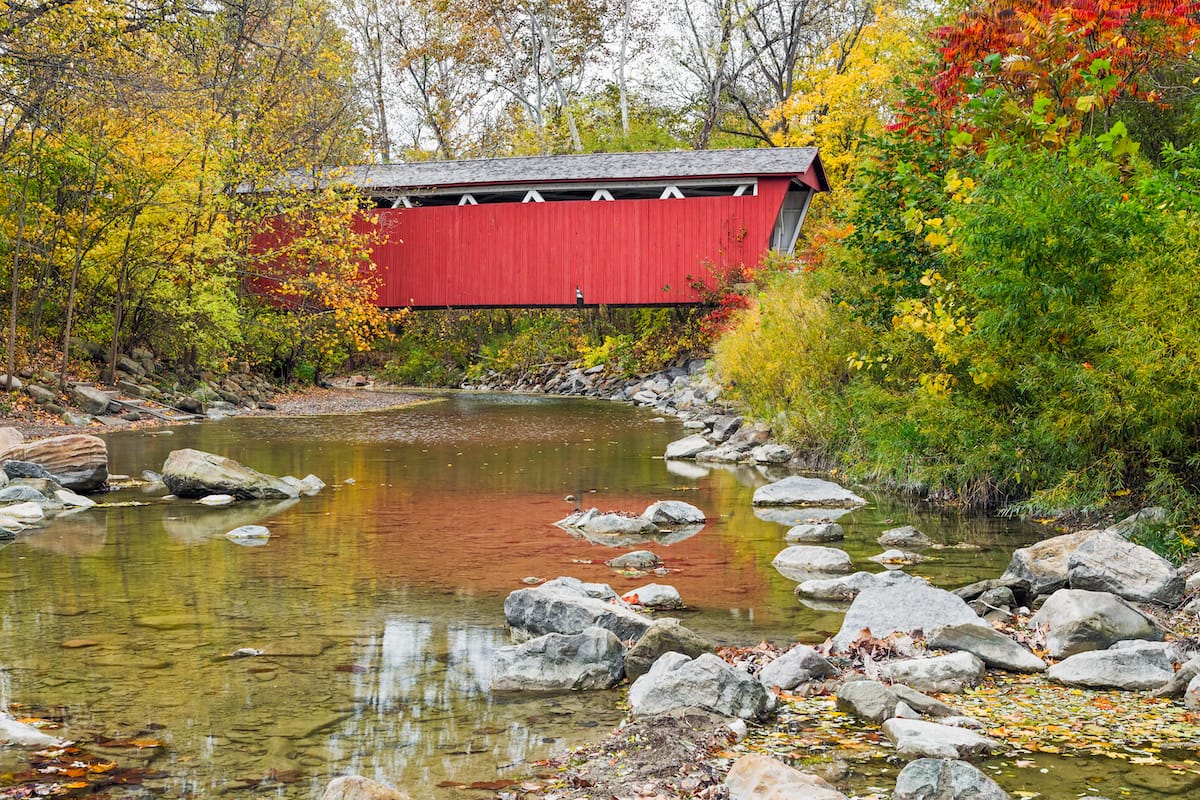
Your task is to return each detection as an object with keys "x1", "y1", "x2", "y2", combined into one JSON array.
[
  {"x1": 107, "y1": 209, "x2": 141, "y2": 385},
  {"x1": 618, "y1": 0, "x2": 631, "y2": 137},
  {"x1": 60, "y1": 163, "x2": 99, "y2": 392},
  {"x1": 6, "y1": 127, "x2": 38, "y2": 391}
]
